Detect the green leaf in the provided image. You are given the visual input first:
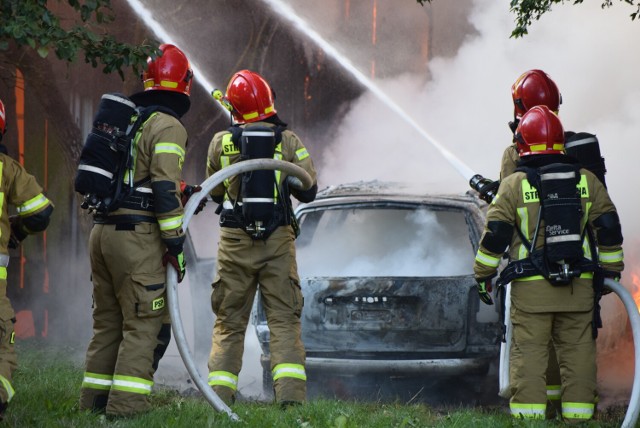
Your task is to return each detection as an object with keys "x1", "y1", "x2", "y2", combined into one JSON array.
[{"x1": 37, "y1": 46, "x2": 49, "y2": 58}]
